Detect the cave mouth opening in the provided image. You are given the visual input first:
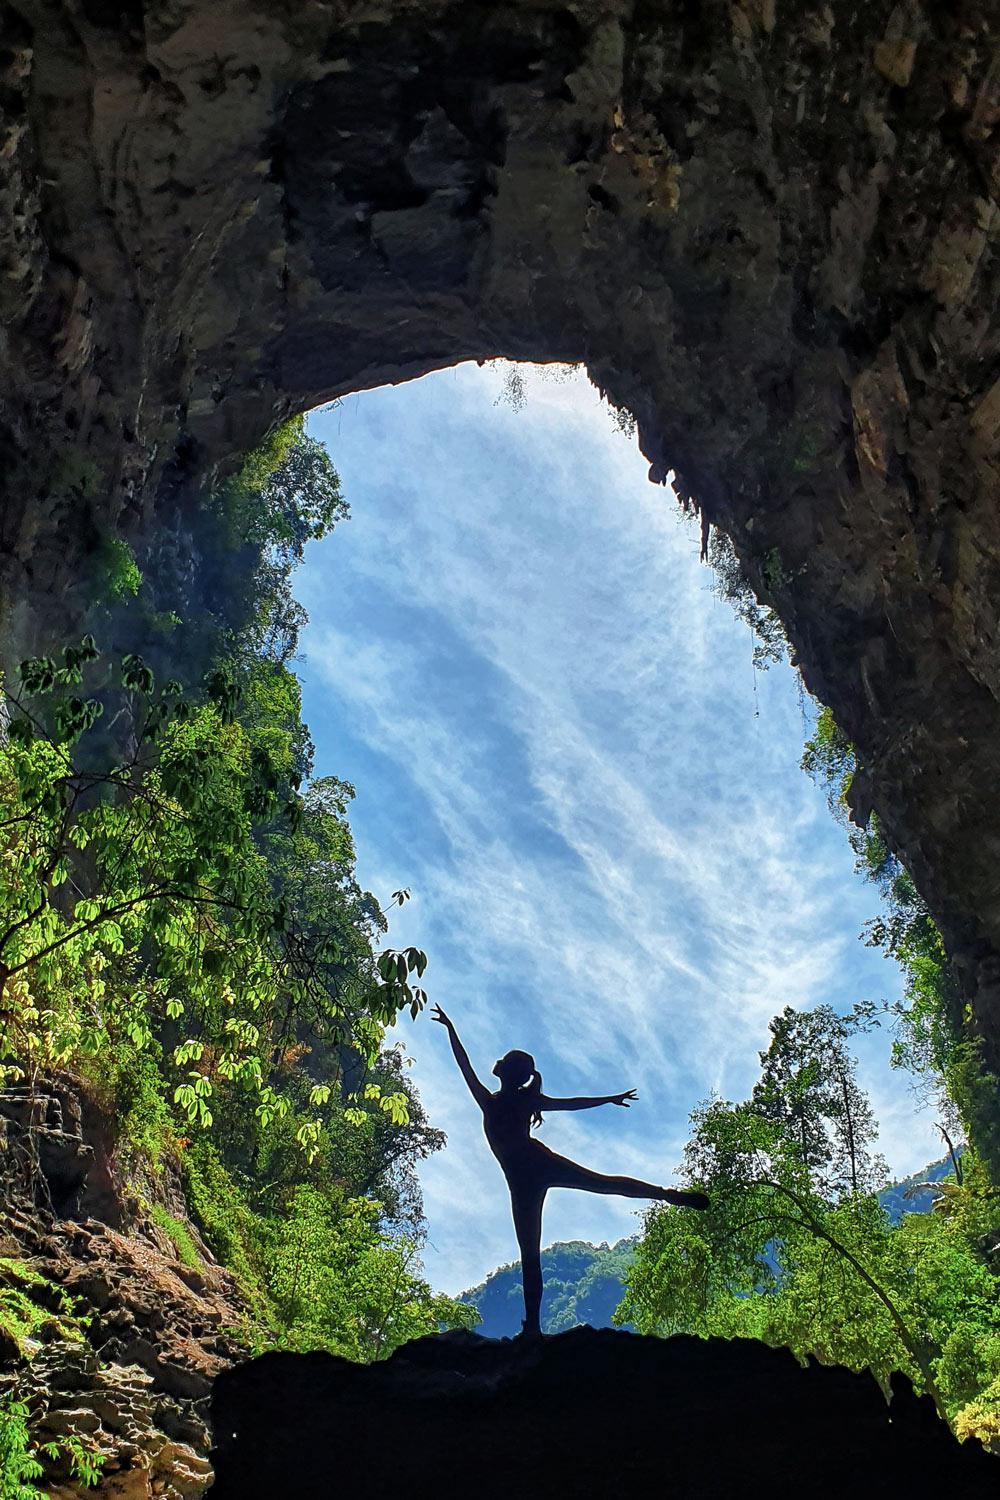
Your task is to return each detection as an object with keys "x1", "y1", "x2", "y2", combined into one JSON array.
[
  {"x1": 3, "y1": 0, "x2": 997, "y2": 1136},
  {"x1": 289, "y1": 357, "x2": 941, "y2": 1296}
]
